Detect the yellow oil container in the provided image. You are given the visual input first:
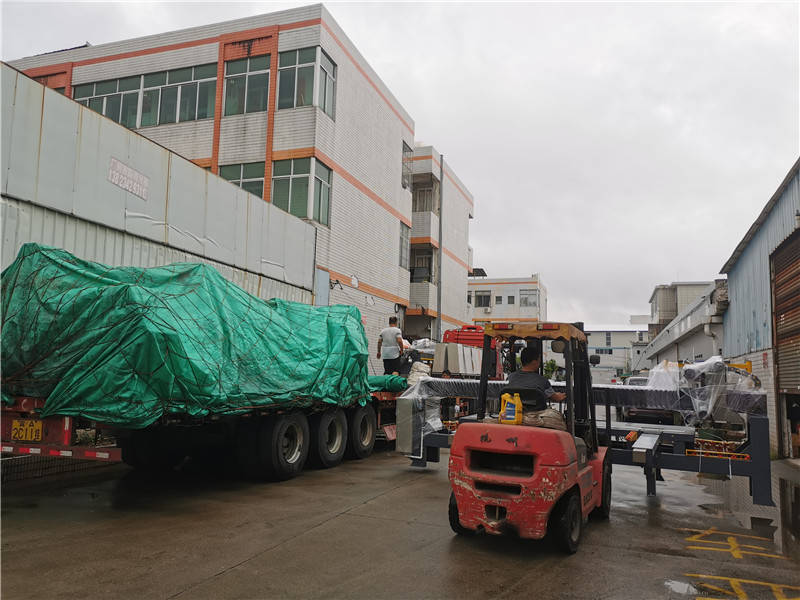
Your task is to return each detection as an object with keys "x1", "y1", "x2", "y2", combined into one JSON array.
[{"x1": 499, "y1": 392, "x2": 523, "y2": 425}]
